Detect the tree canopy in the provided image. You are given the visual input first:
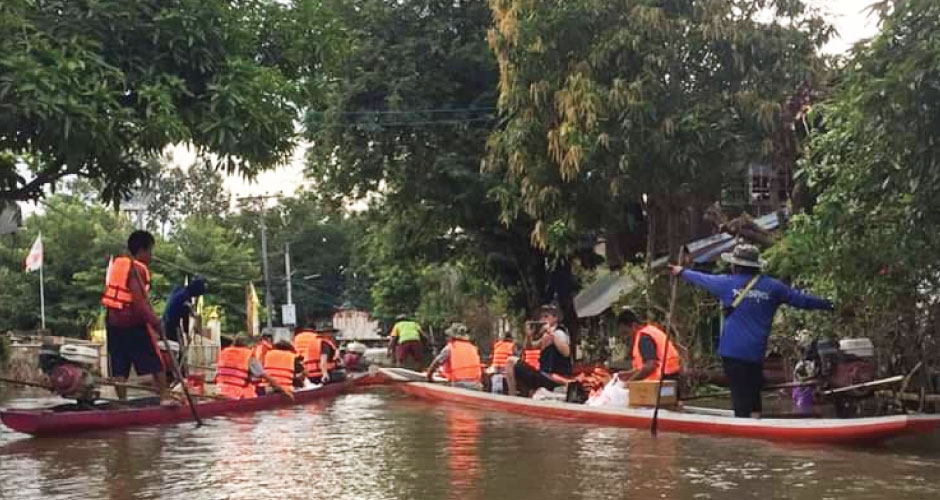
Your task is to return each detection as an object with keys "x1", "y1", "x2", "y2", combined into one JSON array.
[
  {"x1": 0, "y1": 0, "x2": 309, "y2": 204},
  {"x1": 485, "y1": 0, "x2": 831, "y2": 255}
]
